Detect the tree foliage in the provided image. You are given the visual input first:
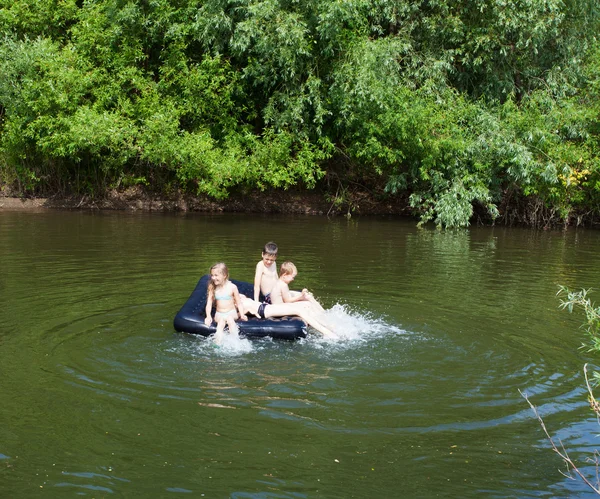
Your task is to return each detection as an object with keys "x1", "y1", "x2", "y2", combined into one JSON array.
[{"x1": 0, "y1": 0, "x2": 599, "y2": 227}]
